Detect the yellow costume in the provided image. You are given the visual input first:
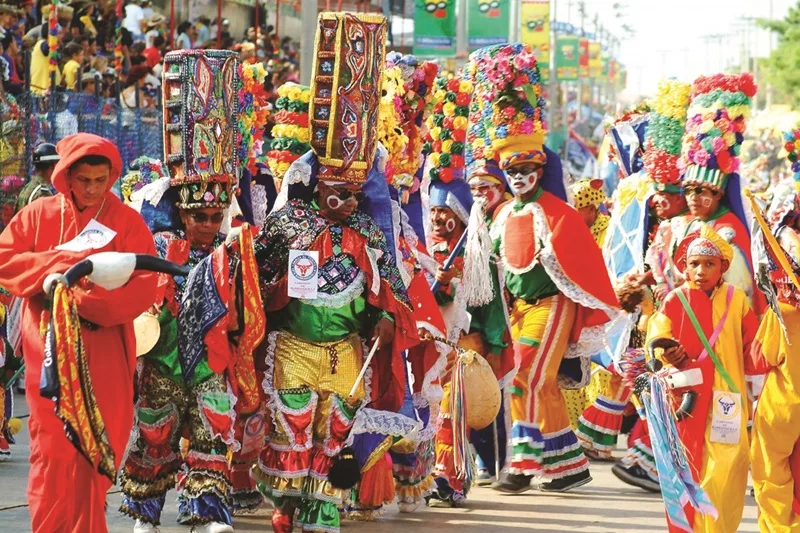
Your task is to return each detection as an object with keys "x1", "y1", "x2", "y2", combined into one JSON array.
[{"x1": 751, "y1": 304, "x2": 800, "y2": 532}]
